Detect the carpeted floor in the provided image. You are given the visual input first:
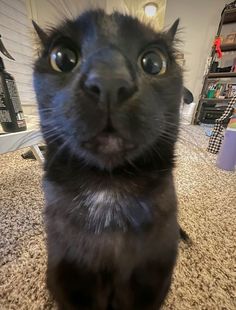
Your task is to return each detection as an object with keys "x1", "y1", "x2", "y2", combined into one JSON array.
[{"x1": 0, "y1": 125, "x2": 235, "y2": 310}]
